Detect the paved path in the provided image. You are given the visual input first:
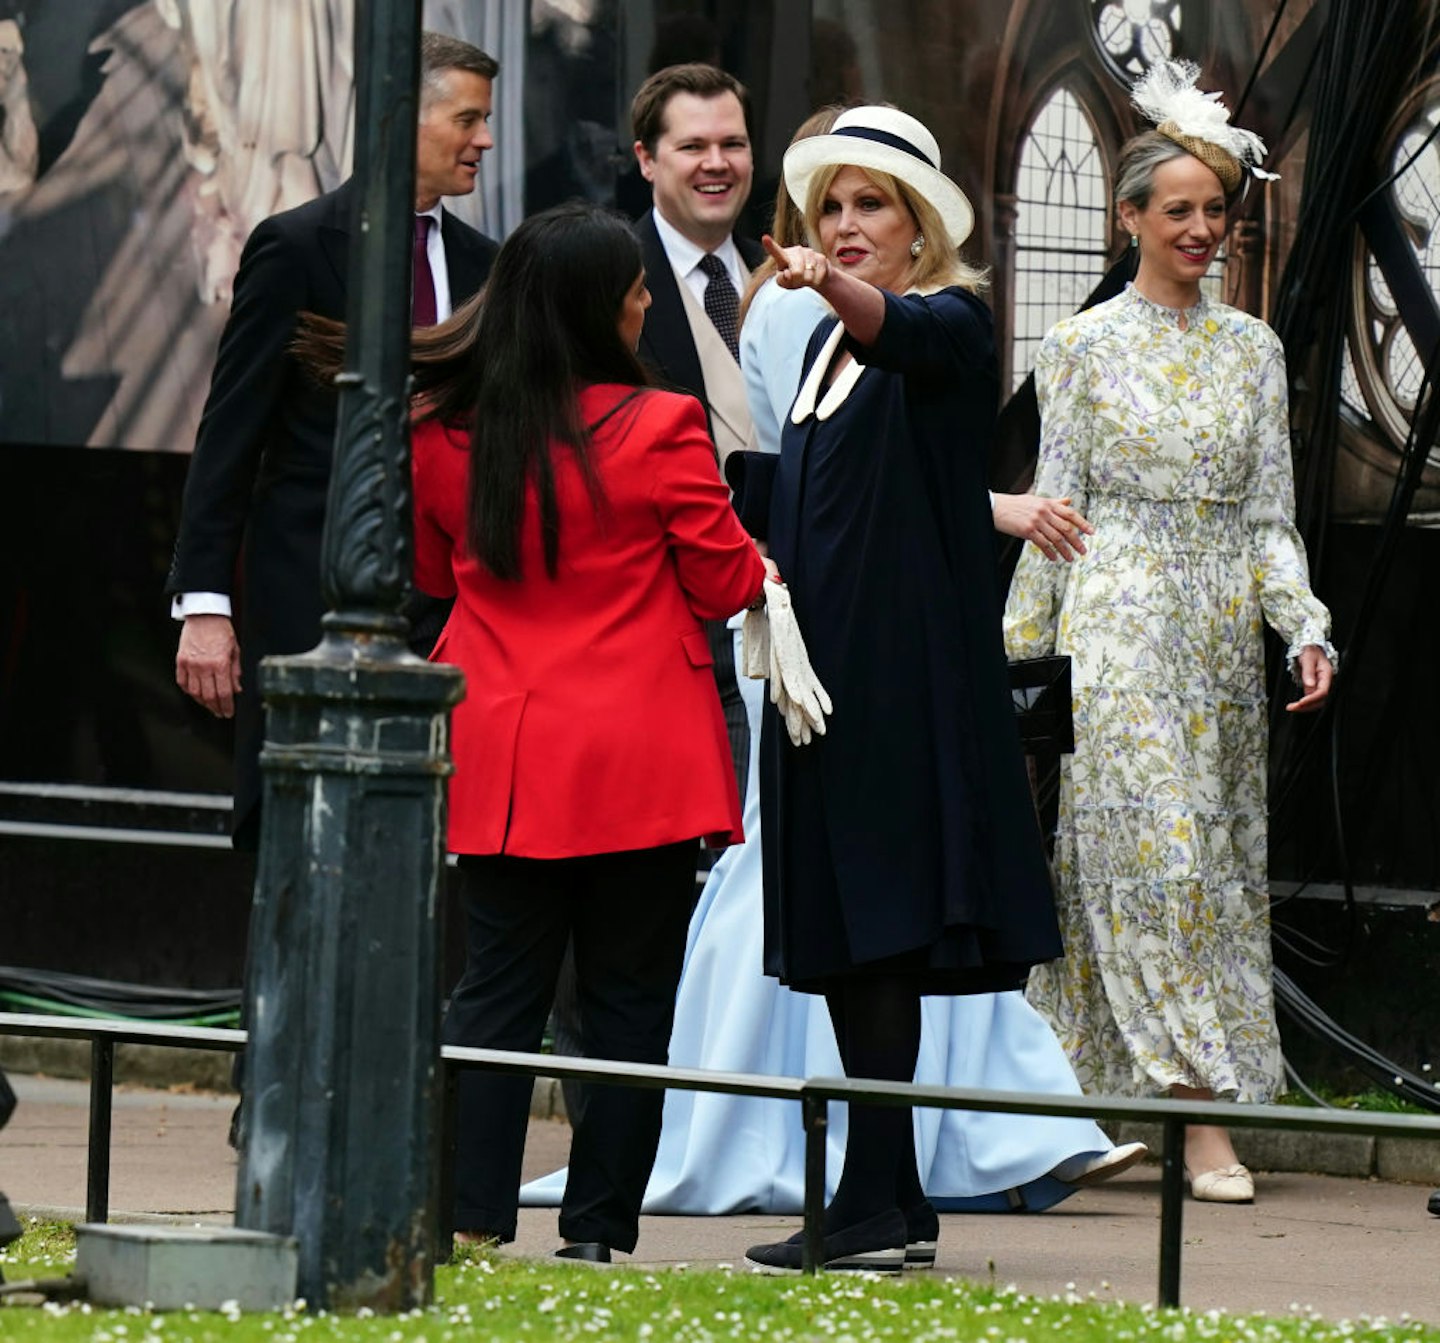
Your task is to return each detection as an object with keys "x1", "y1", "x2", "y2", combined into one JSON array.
[{"x1": 3, "y1": 1074, "x2": 1437, "y2": 1323}]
